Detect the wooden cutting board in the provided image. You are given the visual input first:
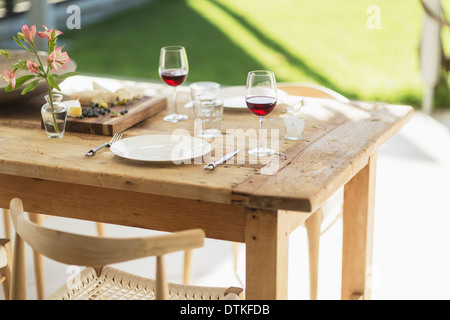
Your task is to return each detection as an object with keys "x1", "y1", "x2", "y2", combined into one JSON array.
[{"x1": 64, "y1": 95, "x2": 167, "y2": 136}]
